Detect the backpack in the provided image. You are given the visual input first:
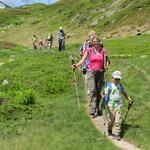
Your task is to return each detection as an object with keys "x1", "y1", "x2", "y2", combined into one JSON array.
[
  {"x1": 58, "y1": 30, "x2": 65, "y2": 40},
  {"x1": 104, "y1": 83, "x2": 124, "y2": 105}
]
